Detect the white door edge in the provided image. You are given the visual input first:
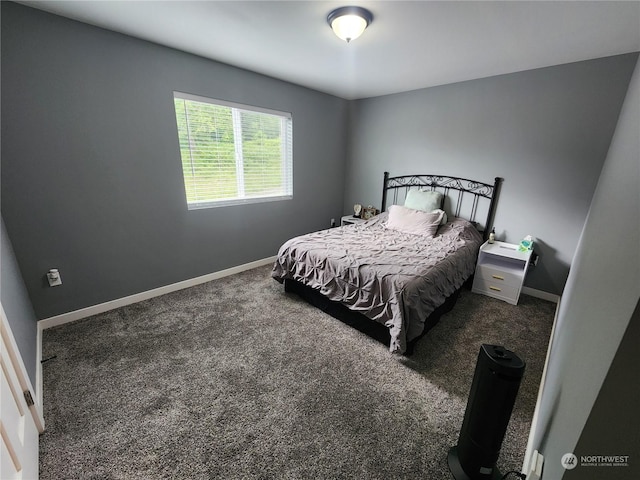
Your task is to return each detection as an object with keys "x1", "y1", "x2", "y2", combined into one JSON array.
[
  {"x1": 522, "y1": 296, "x2": 562, "y2": 473},
  {"x1": 36, "y1": 322, "x2": 44, "y2": 414},
  {"x1": 1, "y1": 303, "x2": 45, "y2": 432}
]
